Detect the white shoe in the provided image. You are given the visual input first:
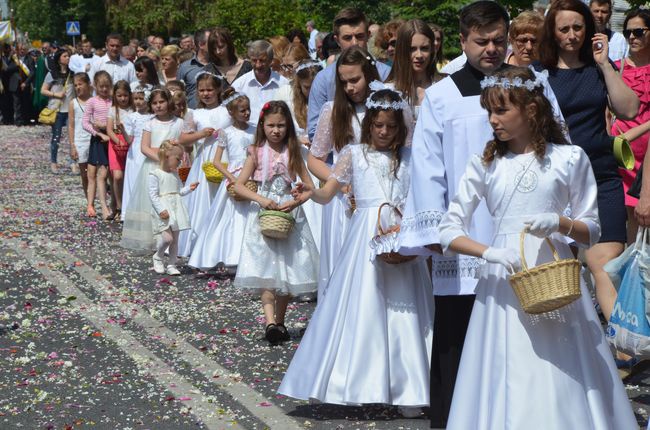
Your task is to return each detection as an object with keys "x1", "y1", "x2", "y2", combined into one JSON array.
[
  {"x1": 398, "y1": 406, "x2": 422, "y2": 418},
  {"x1": 166, "y1": 265, "x2": 181, "y2": 276},
  {"x1": 152, "y1": 255, "x2": 165, "y2": 274}
]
